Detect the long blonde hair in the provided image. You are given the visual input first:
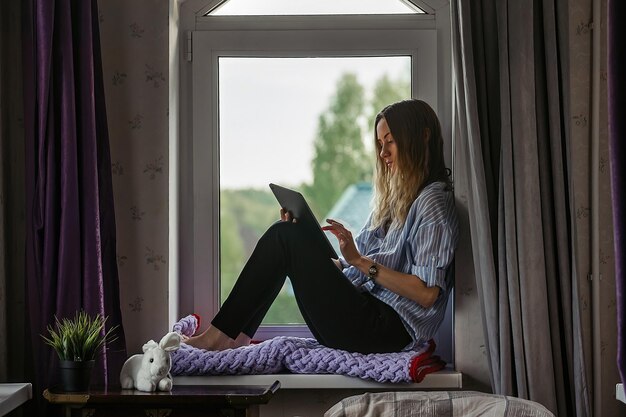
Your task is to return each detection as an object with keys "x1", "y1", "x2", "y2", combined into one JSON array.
[{"x1": 371, "y1": 99, "x2": 451, "y2": 231}]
